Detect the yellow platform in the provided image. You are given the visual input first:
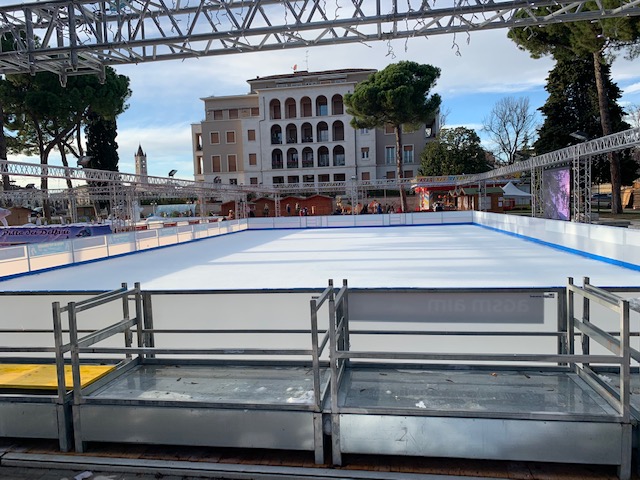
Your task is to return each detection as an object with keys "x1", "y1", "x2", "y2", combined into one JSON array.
[{"x1": 0, "y1": 364, "x2": 115, "y2": 390}]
